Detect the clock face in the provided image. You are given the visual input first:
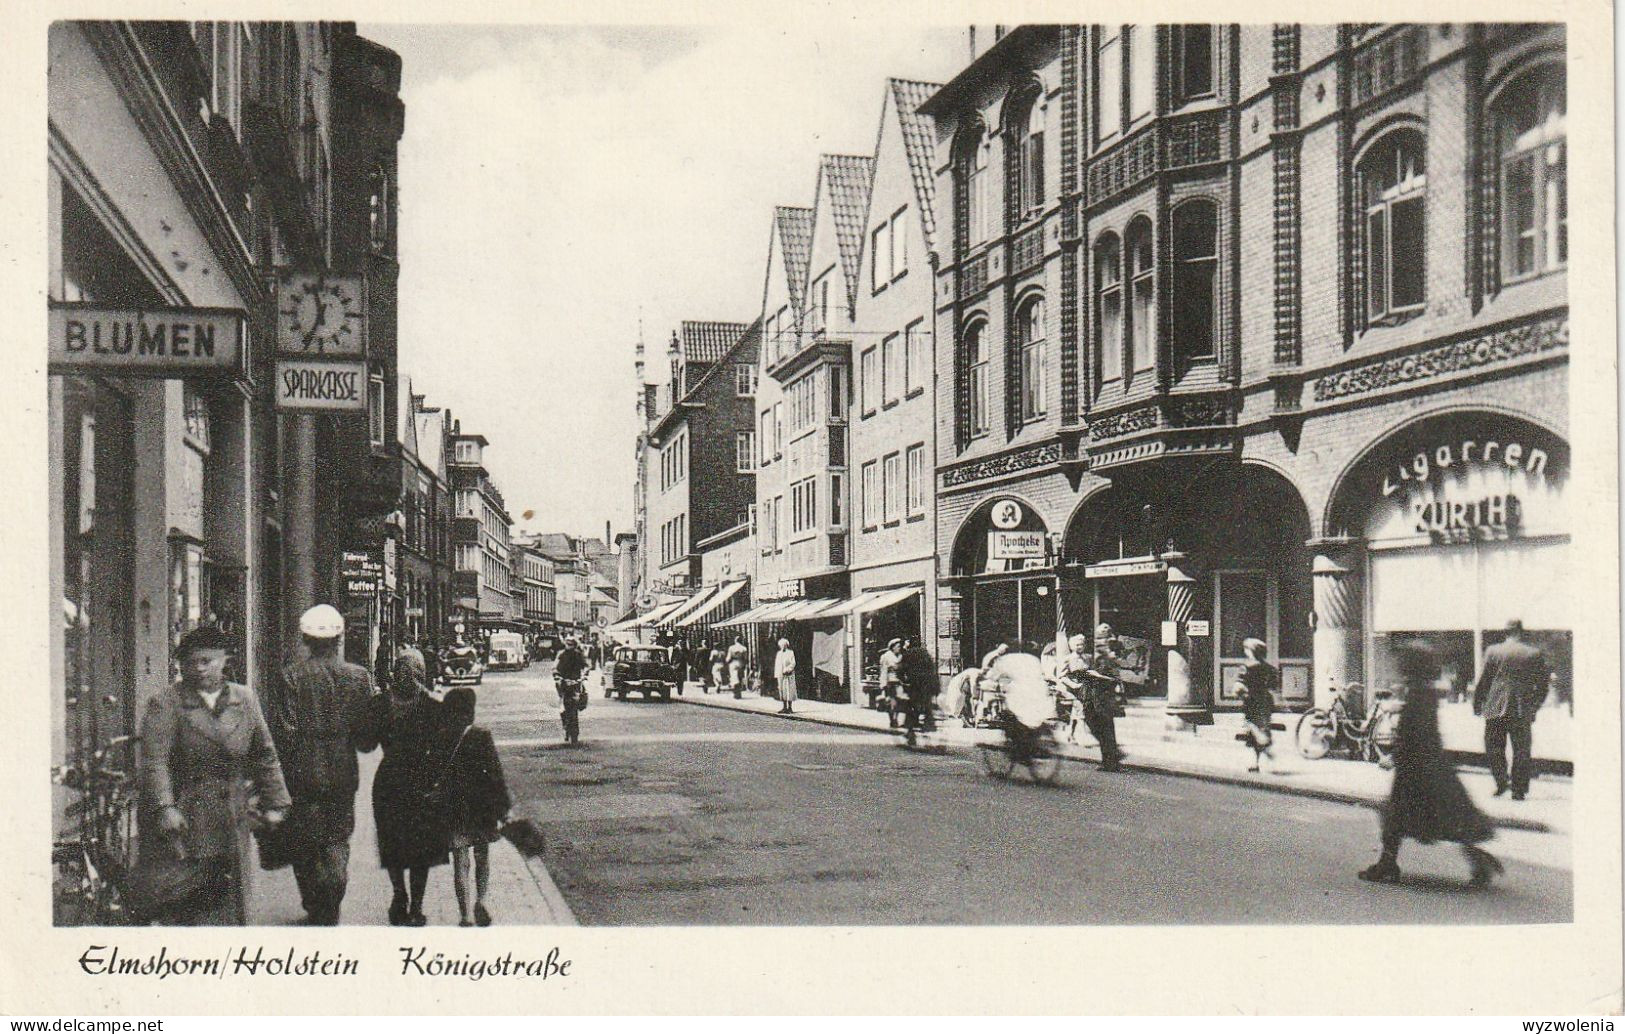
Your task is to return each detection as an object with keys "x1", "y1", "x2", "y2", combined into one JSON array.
[{"x1": 278, "y1": 274, "x2": 365, "y2": 355}]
